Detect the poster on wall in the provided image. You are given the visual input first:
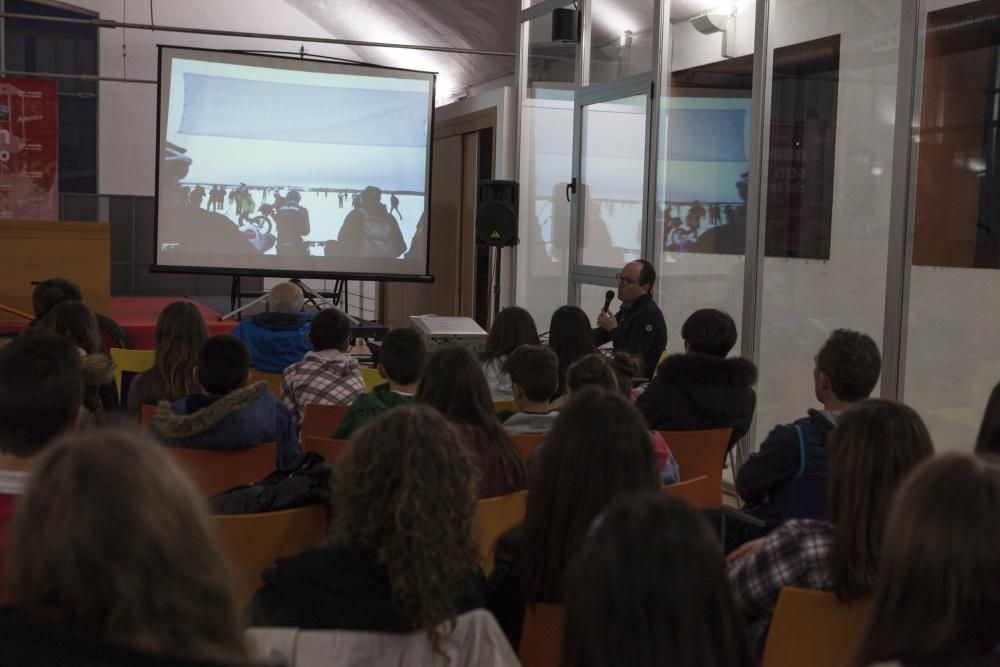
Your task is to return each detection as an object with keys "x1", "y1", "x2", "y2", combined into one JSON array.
[{"x1": 0, "y1": 78, "x2": 59, "y2": 221}]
